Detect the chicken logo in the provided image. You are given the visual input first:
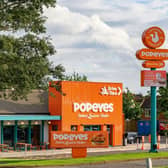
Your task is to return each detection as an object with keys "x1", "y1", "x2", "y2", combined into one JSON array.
[
  {"x1": 142, "y1": 26, "x2": 165, "y2": 49},
  {"x1": 150, "y1": 31, "x2": 159, "y2": 43}
]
